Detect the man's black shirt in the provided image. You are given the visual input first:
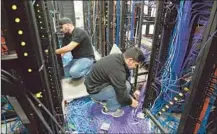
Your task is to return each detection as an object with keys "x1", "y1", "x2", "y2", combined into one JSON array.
[
  {"x1": 62, "y1": 27, "x2": 94, "y2": 59},
  {"x1": 84, "y1": 54, "x2": 132, "y2": 106}
]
